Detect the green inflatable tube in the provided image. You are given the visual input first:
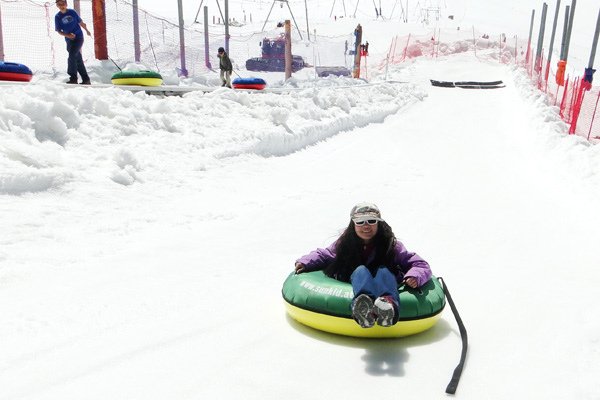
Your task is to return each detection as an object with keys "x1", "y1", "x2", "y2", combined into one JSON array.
[{"x1": 282, "y1": 270, "x2": 446, "y2": 338}]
